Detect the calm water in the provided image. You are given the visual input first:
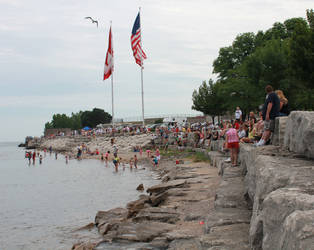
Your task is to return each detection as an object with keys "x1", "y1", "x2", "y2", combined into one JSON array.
[{"x1": 0, "y1": 142, "x2": 159, "y2": 250}]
